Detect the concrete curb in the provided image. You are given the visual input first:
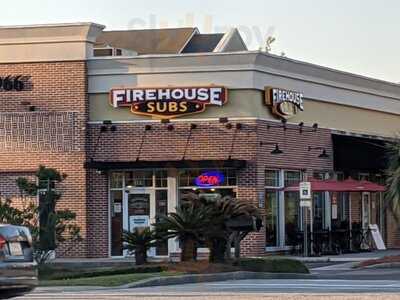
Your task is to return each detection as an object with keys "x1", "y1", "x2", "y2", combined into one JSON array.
[
  {"x1": 356, "y1": 262, "x2": 400, "y2": 269},
  {"x1": 291, "y1": 257, "x2": 381, "y2": 263},
  {"x1": 121, "y1": 271, "x2": 316, "y2": 289}
]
